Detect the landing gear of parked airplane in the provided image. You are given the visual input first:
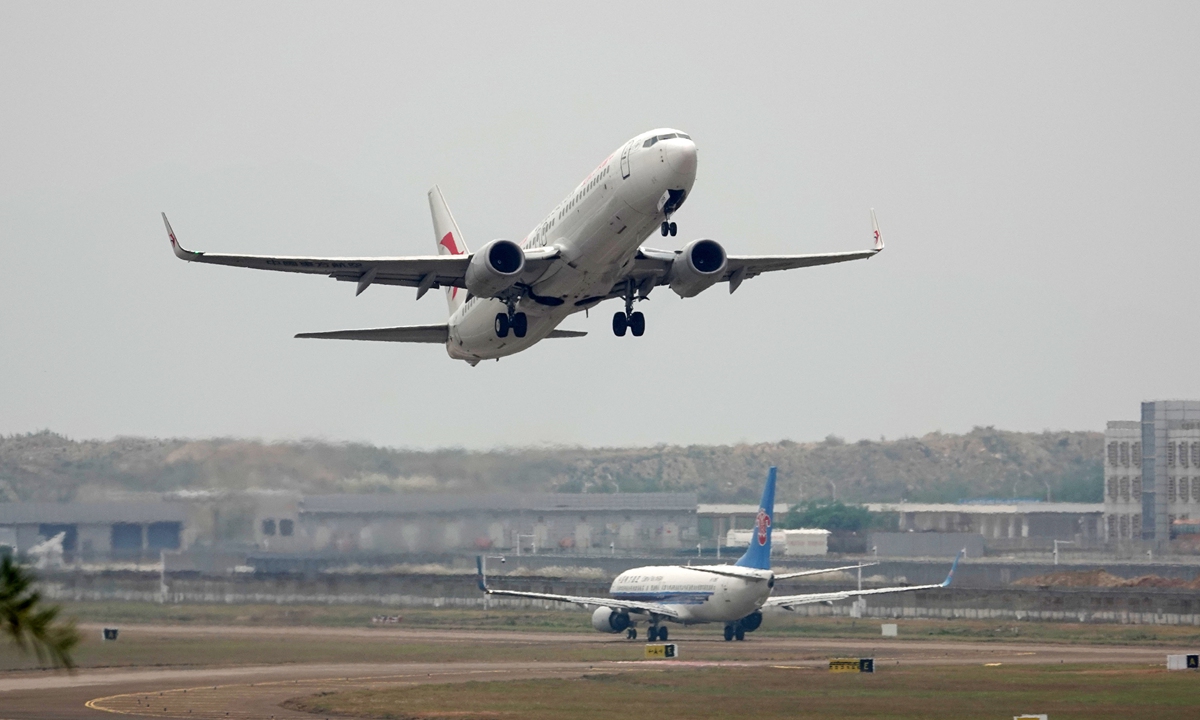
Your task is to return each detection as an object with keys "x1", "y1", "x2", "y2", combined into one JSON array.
[
  {"x1": 660, "y1": 220, "x2": 677, "y2": 237},
  {"x1": 625, "y1": 627, "x2": 638, "y2": 640},
  {"x1": 648, "y1": 626, "x2": 668, "y2": 642},
  {"x1": 735, "y1": 626, "x2": 745, "y2": 641},
  {"x1": 723, "y1": 624, "x2": 734, "y2": 642}
]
